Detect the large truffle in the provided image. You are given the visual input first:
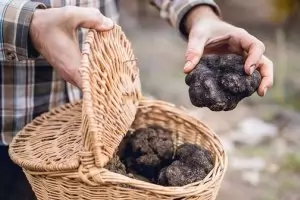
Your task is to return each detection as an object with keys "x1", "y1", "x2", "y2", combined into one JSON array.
[
  {"x1": 121, "y1": 126, "x2": 174, "y2": 181},
  {"x1": 158, "y1": 143, "x2": 214, "y2": 186},
  {"x1": 185, "y1": 54, "x2": 261, "y2": 111}
]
